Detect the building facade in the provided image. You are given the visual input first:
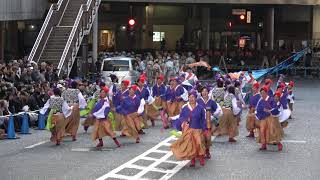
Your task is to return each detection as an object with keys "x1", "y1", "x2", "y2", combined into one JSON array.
[
  {"x1": 0, "y1": 0, "x2": 49, "y2": 62},
  {"x1": 1, "y1": 0, "x2": 320, "y2": 62},
  {"x1": 95, "y1": 0, "x2": 320, "y2": 52}
]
